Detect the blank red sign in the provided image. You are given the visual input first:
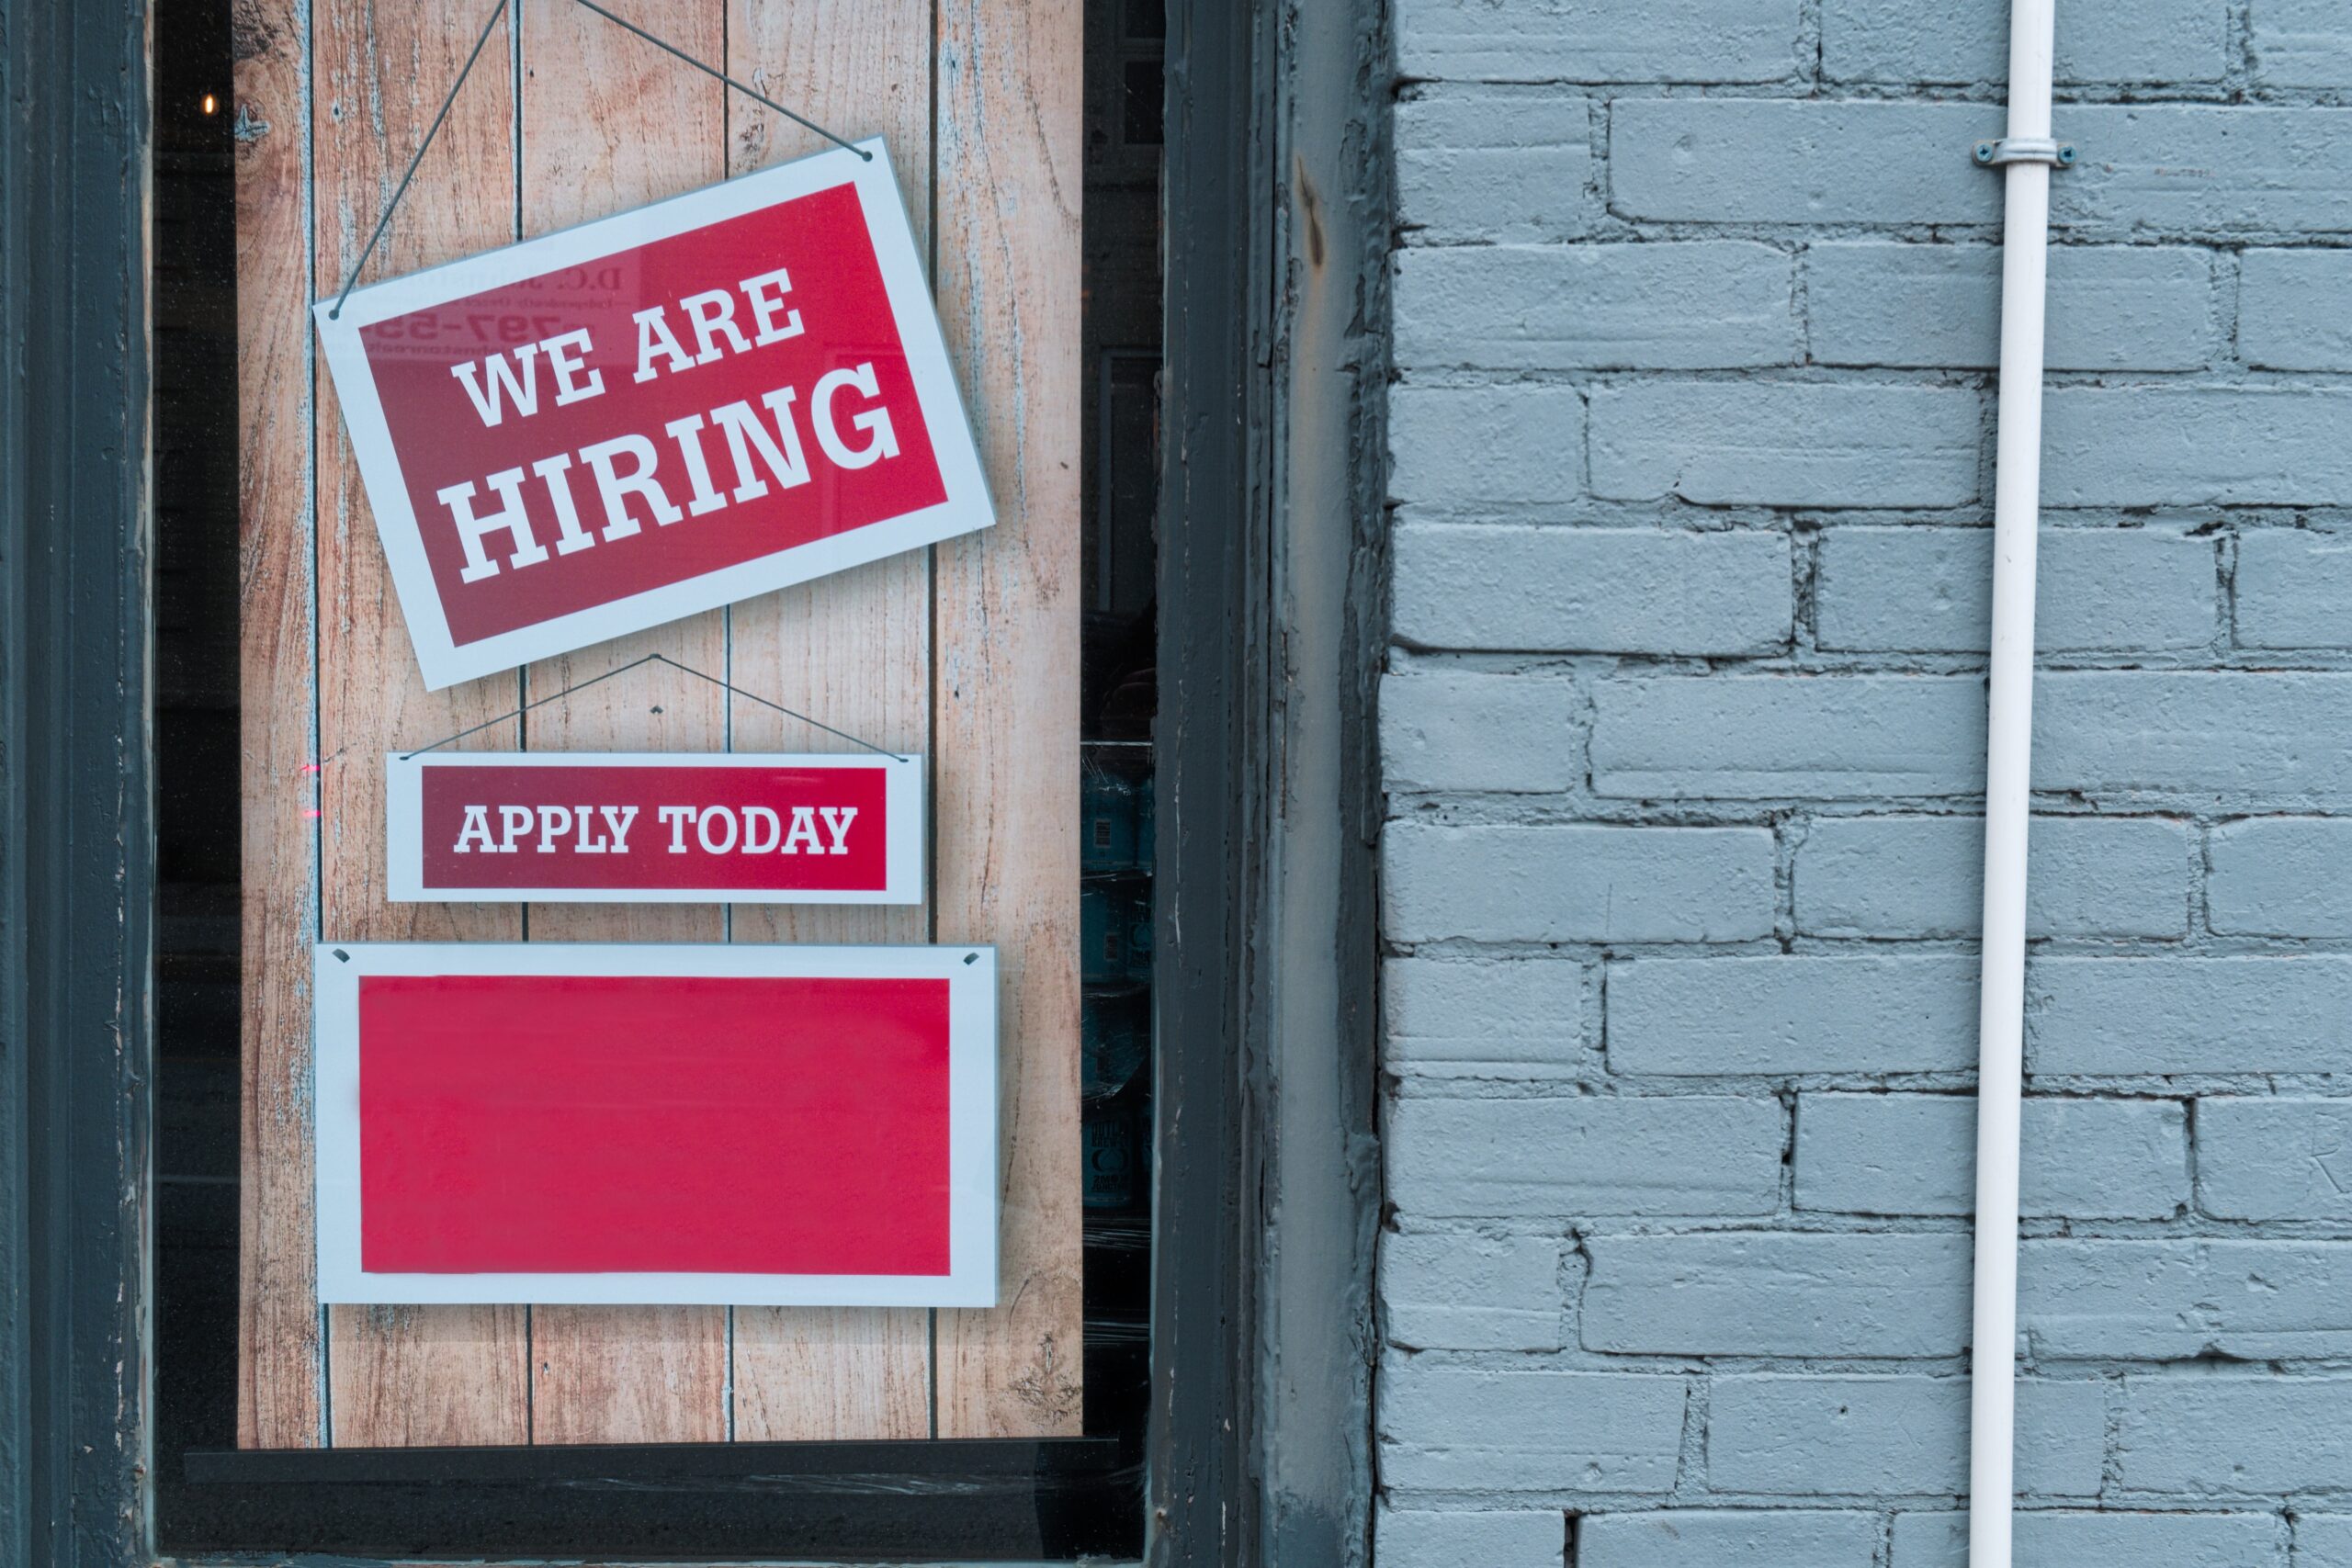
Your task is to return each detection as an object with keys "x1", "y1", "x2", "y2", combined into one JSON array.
[{"x1": 357, "y1": 973, "x2": 951, "y2": 1278}]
